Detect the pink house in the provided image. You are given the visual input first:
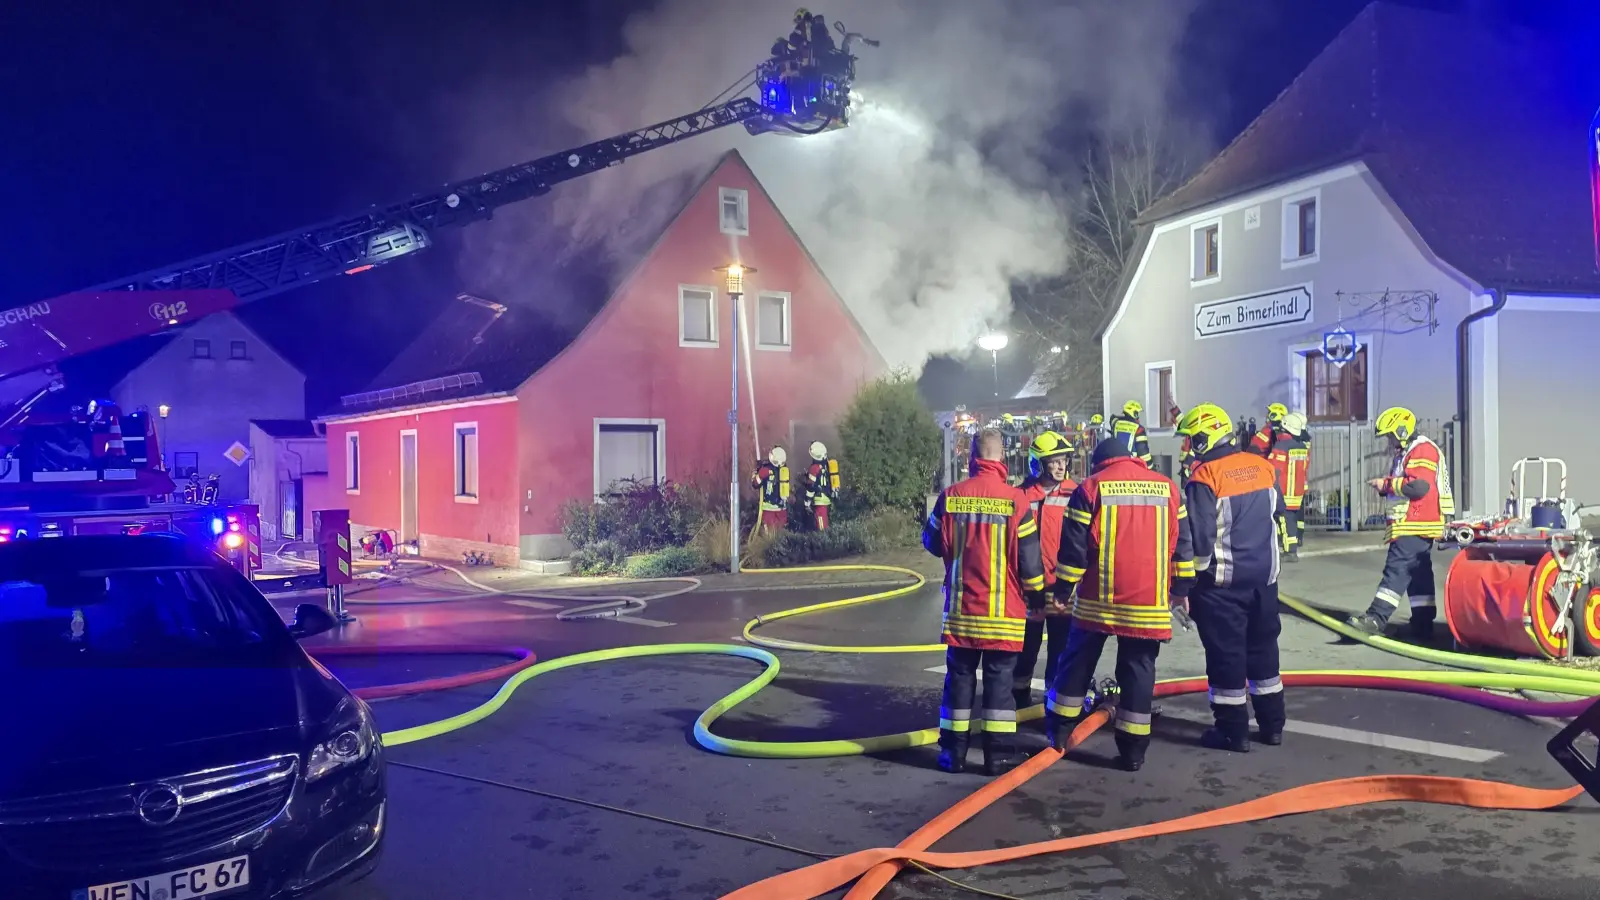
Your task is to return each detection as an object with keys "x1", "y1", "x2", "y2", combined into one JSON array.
[{"x1": 318, "y1": 150, "x2": 885, "y2": 565}]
